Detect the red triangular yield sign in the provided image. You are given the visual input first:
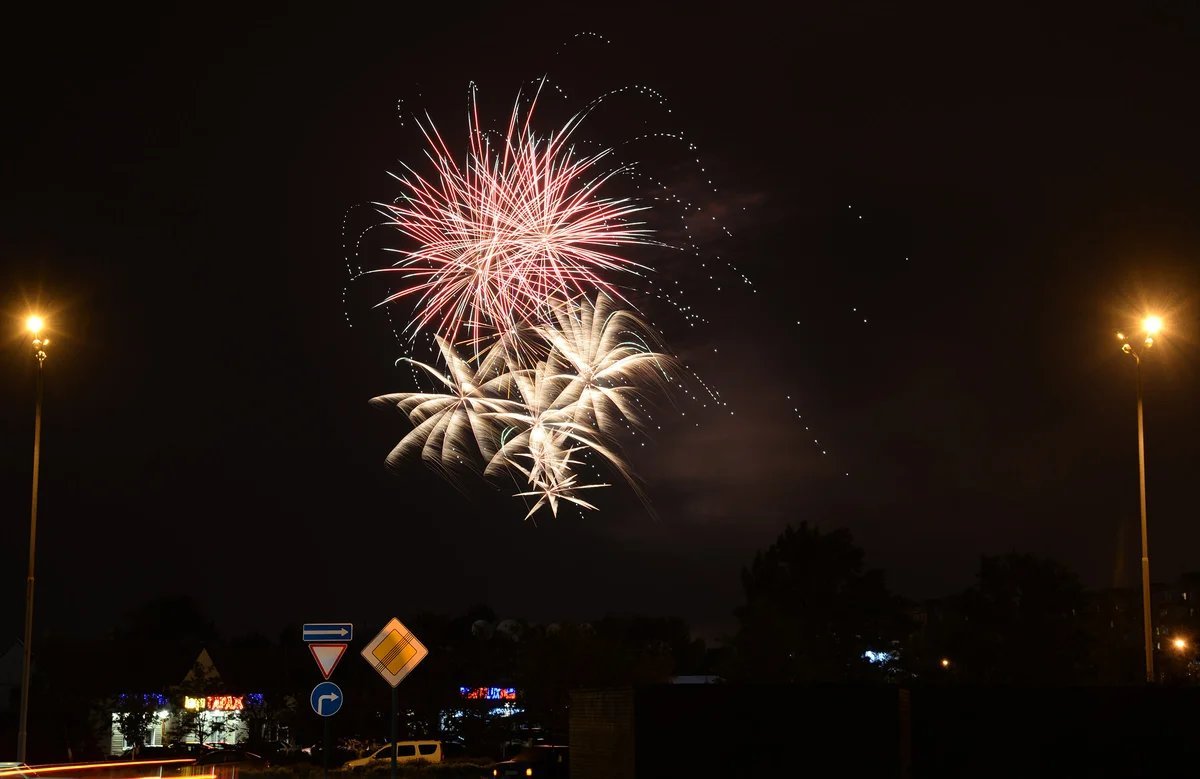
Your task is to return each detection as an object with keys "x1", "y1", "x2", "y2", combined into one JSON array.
[{"x1": 309, "y1": 643, "x2": 348, "y2": 680}]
